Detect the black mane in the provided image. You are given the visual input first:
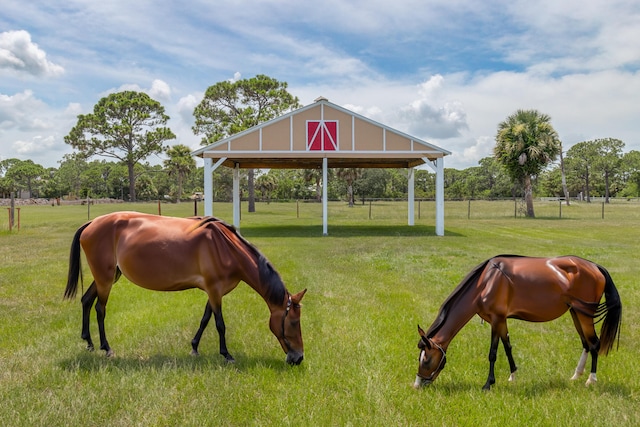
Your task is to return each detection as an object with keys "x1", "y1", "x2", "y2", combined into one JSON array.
[
  {"x1": 425, "y1": 255, "x2": 523, "y2": 338},
  {"x1": 196, "y1": 216, "x2": 287, "y2": 306}
]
